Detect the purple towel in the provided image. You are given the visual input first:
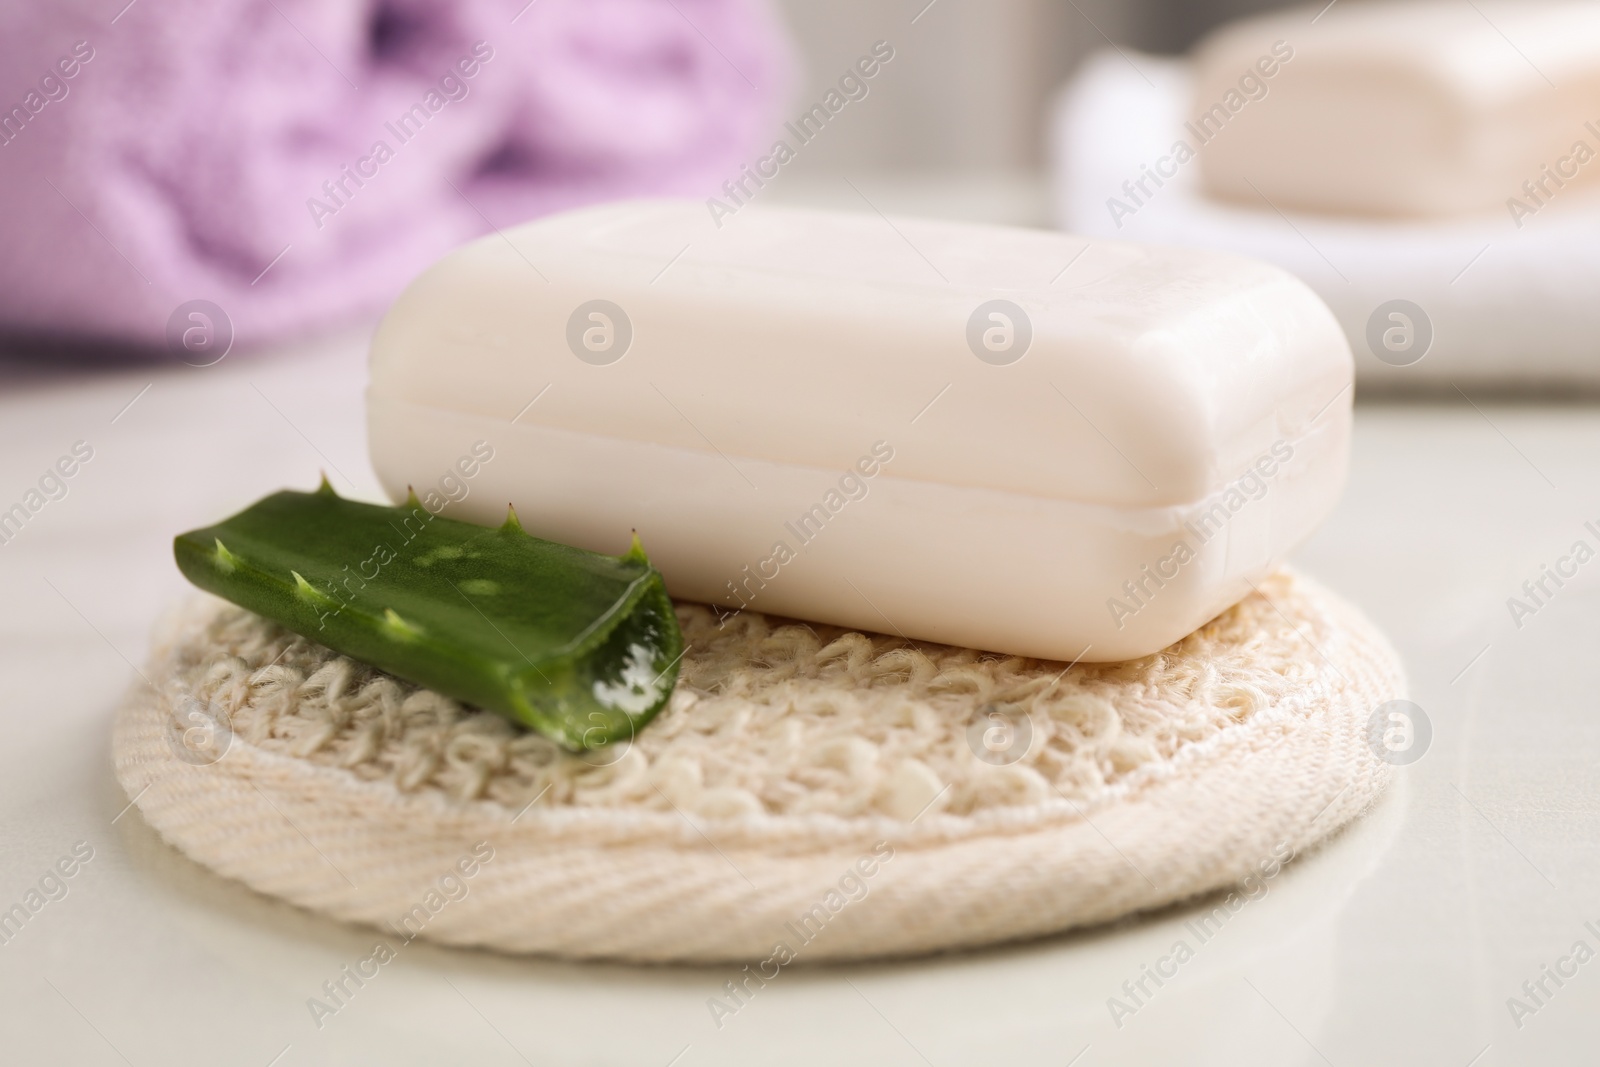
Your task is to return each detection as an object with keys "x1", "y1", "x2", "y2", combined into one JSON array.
[{"x1": 0, "y1": 0, "x2": 791, "y2": 353}]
